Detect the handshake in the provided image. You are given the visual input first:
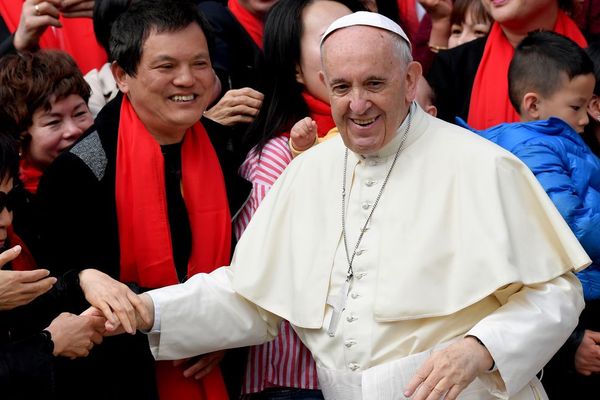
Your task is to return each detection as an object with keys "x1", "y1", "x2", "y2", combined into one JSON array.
[{"x1": 78, "y1": 269, "x2": 155, "y2": 335}]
